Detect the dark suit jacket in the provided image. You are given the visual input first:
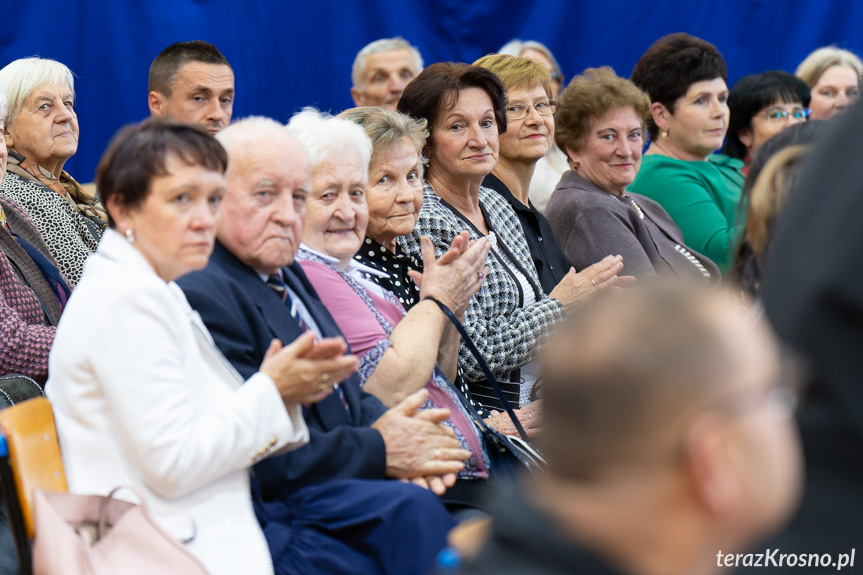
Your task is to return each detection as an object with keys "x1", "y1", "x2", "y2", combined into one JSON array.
[{"x1": 178, "y1": 241, "x2": 388, "y2": 498}]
